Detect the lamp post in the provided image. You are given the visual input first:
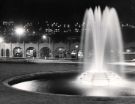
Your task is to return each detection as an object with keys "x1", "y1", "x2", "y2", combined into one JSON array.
[
  {"x1": 15, "y1": 26, "x2": 25, "y2": 42},
  {"x1": 75, "y1": 45, "x2": 79, "y2": 60},
  {"x1": 42, "y1": 34, "x2": 51, "y2": 58},
  {"x1": 42, "y1": 35, "x2": 51, "y2": 49},
  {"x1": 15, "y1": 26, "x2": 25, "y2": 57}
]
